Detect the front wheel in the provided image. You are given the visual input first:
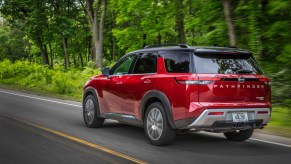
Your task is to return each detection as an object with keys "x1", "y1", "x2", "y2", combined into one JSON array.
[
  {"x1": 144, "y1": 102, "x2": 176, "y2": 146},
  {"x1": 83, "y1": 94, "x2": 104, "y2": 128},
  {"x1": 223, "y1": 129, "x2": 254, "y2": 141}
]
